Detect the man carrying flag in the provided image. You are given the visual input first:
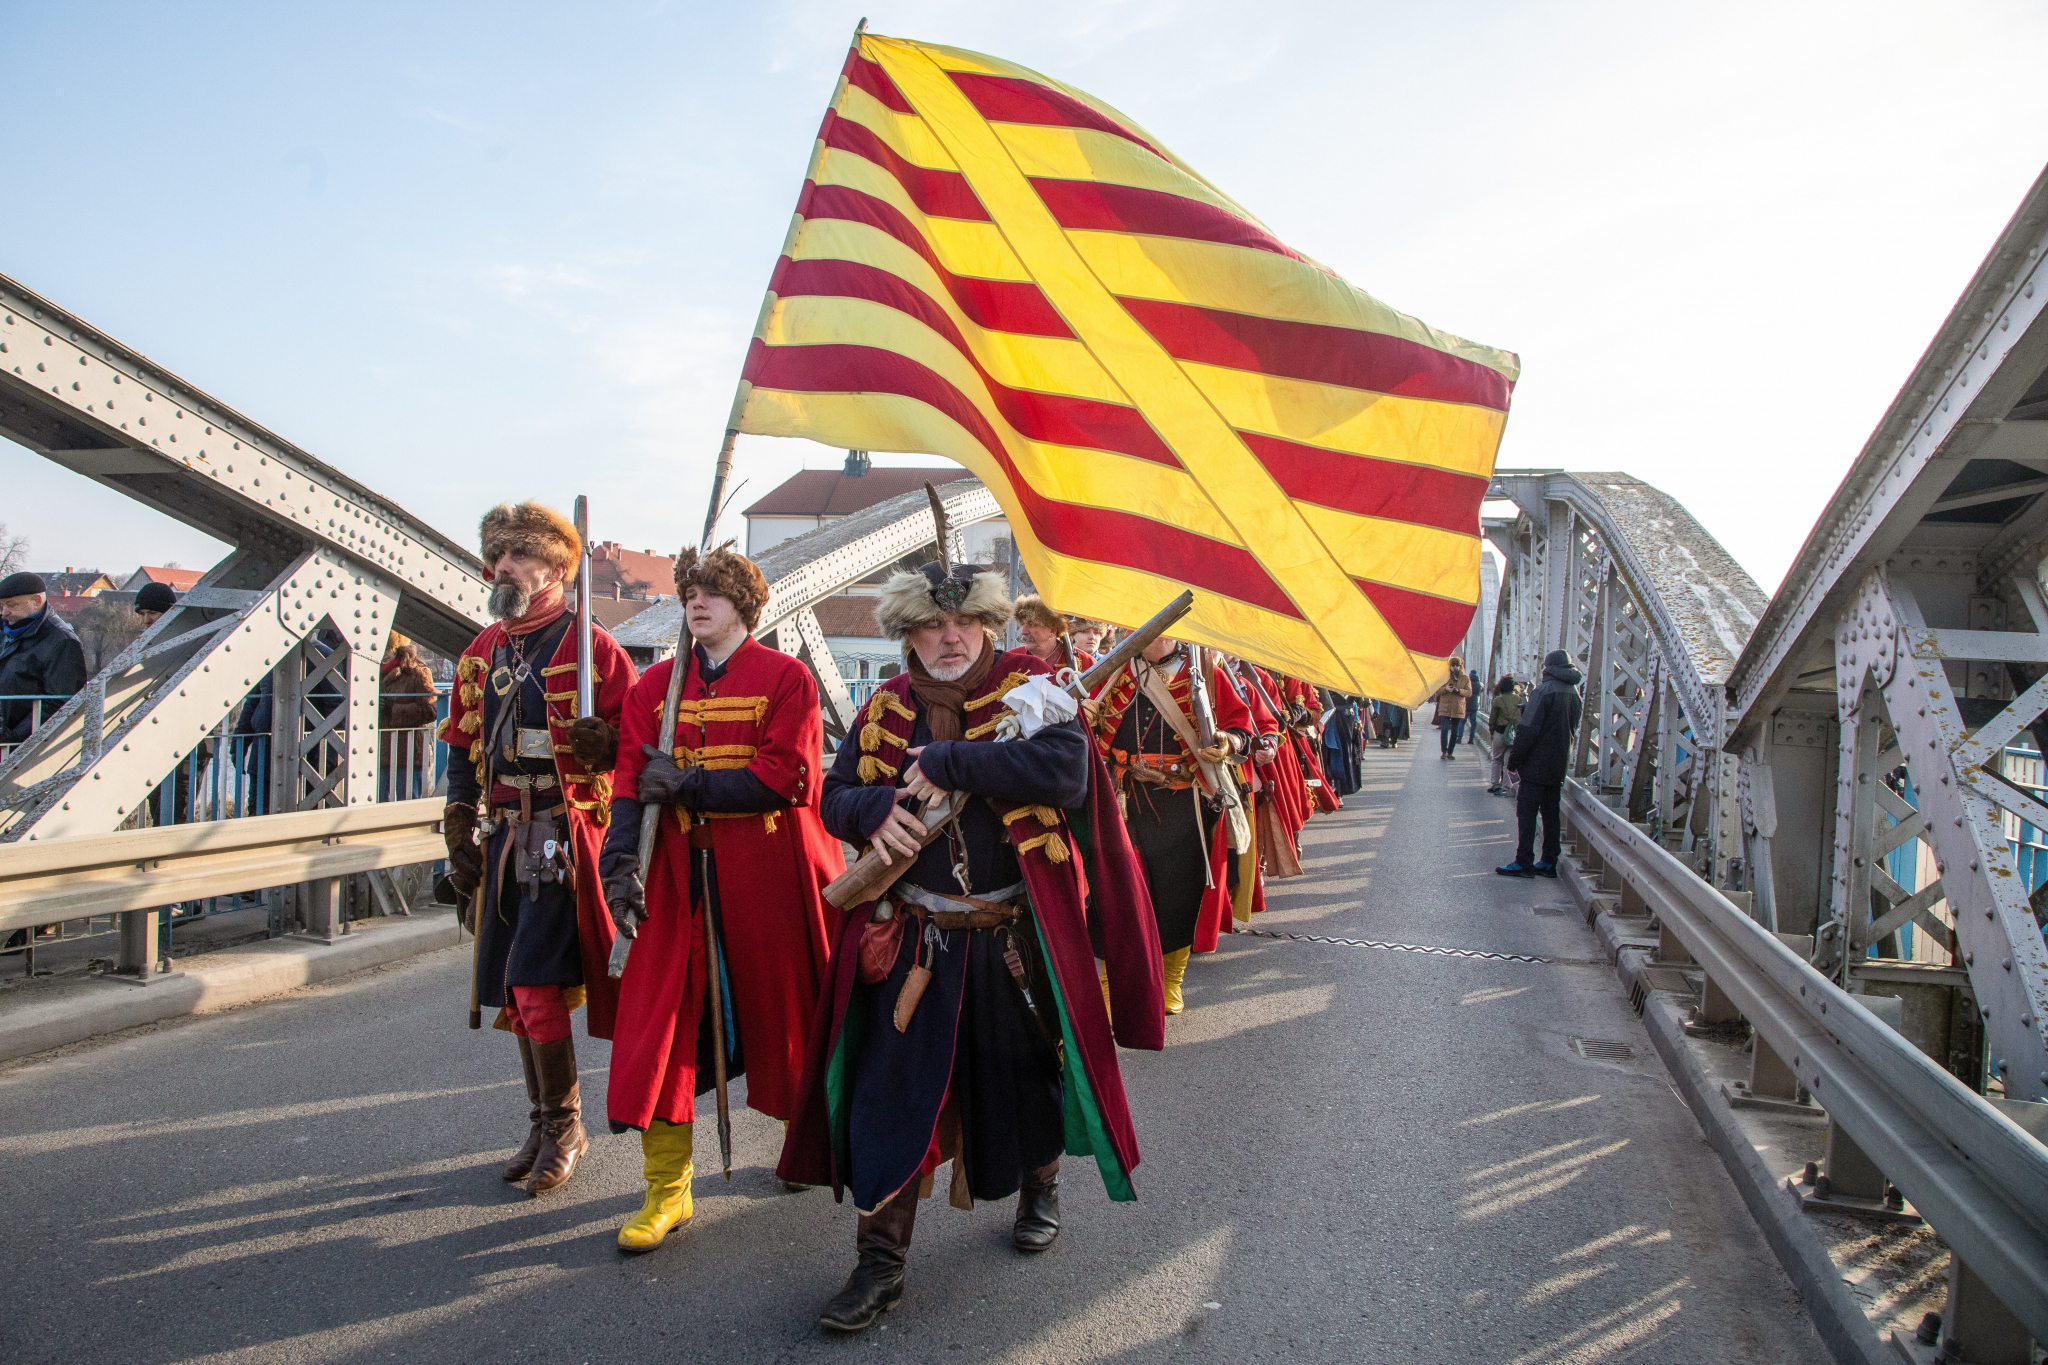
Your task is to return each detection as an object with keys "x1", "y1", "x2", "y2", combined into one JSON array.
[
  {"x1": 439, "y1": 502, "x2": 637, "y2": 1198},
  {"x1": 597, "y1": 544, "x2": 843, "y2": 1252},
  {"x1": 778, "y1": 557, "x2": 1162, "y2": 1333}
]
